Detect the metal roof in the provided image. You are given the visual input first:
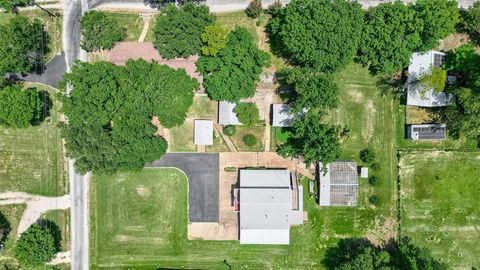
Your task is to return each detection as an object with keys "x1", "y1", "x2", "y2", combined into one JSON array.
[
  {"x1": 409, "y1": 124, "x2": 446, "y2": 140},
  {"x1": 318, "y1": 162, "x2": 359, "y2": 206},
  {"x1": 406, "y1": 51, "x2": 454, "y2": 107},
  {"x1": 218, "y1": 101, "x2": 241, "y2": 125},
  {"x1": 272, "y1": 104, "x2": 294, "y2": 127},
  {"x1": 240, "y1": 169, "x2": 291, "y2": 188},
  {"x1": 194, "y1": 120, "x2": 213, "y2": 145}
]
